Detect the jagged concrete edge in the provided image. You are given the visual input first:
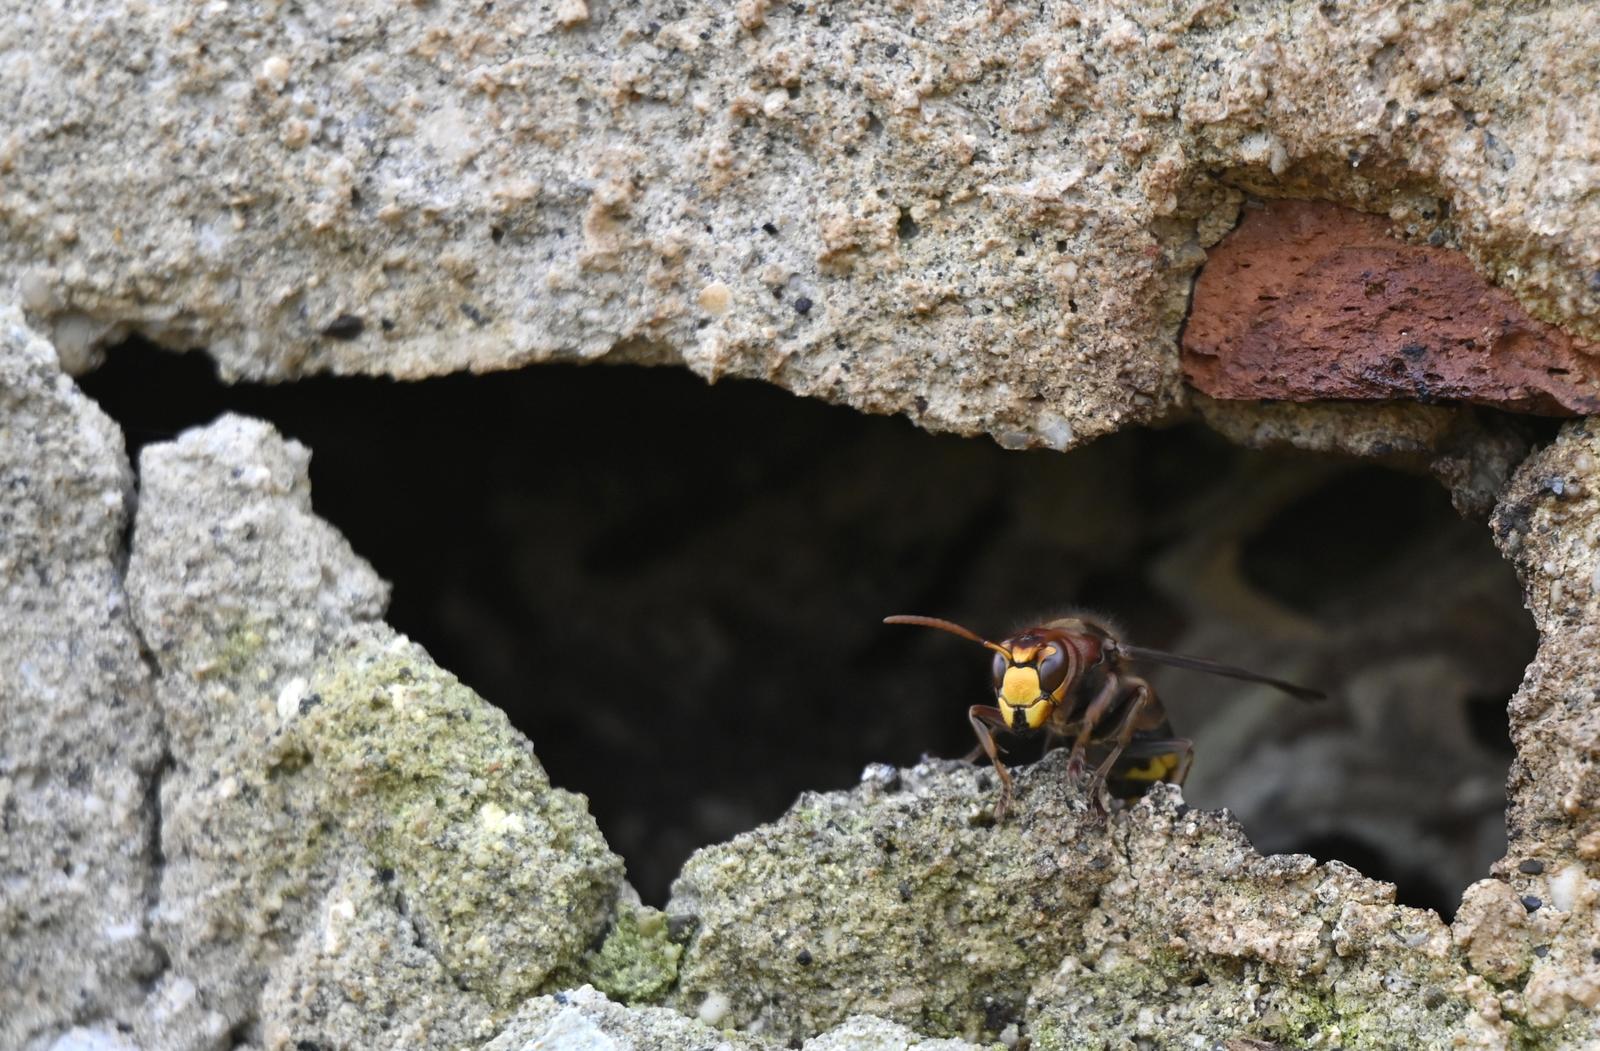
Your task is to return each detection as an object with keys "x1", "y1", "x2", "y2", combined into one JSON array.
[
  {"x1": 0, "y1": 305, "x2": 171, "y2": 1050},
  {"x1": 7, "y1": 1, "x2": 1598, "y2": 455}
]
